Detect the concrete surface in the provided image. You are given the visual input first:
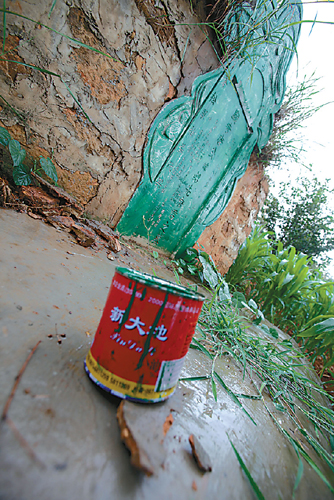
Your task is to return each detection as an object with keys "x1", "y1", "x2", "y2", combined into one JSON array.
[{"x1": 1, "y1": 208, "x2": 334, "y2": 500}]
